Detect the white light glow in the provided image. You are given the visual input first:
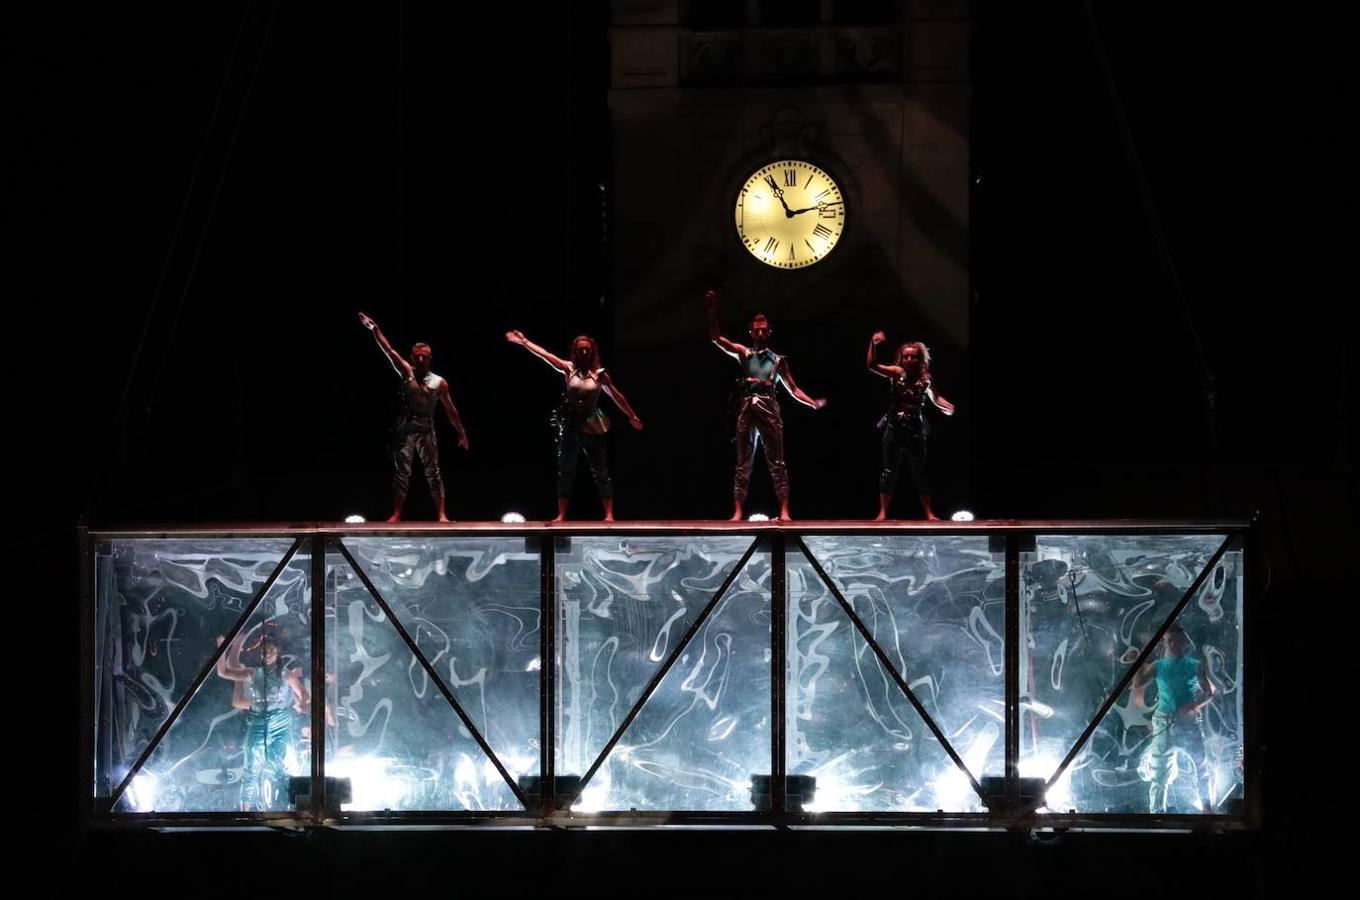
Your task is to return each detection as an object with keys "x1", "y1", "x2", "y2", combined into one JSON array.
[
  {"x1": 1019, "y1": 753, "x2": 1074, "y2": 813},
  {"x1": 501, "y1": 512, "x2": 526, "y2": 524},
  {"x1": 326, "y1": 756, "x2": 406, "y2": 811},
  {"x1": 930, "y1": 721, "x2": 998, "y2": 811},
  {"x1": 798, "y1": 753, "x2": 879, "y2": 812},
  {"x1": 950, "y1": 510, "x2": 975, "y2": 522},
  {"x1": 931, "y1": 768, "x2": 974, "y2": 812},
  {"x1": 572, "y1": 778, "x2": 612, "y2": 812},
  {"x1": 748, "y1": 513, "x2": 770, "y2": 522},
  {"x1": 344, "y1": 514, "x2": 367, "y2": 524},
  {"x1": 126, "y1": 773, "x2": 160, "y2": 812}
]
